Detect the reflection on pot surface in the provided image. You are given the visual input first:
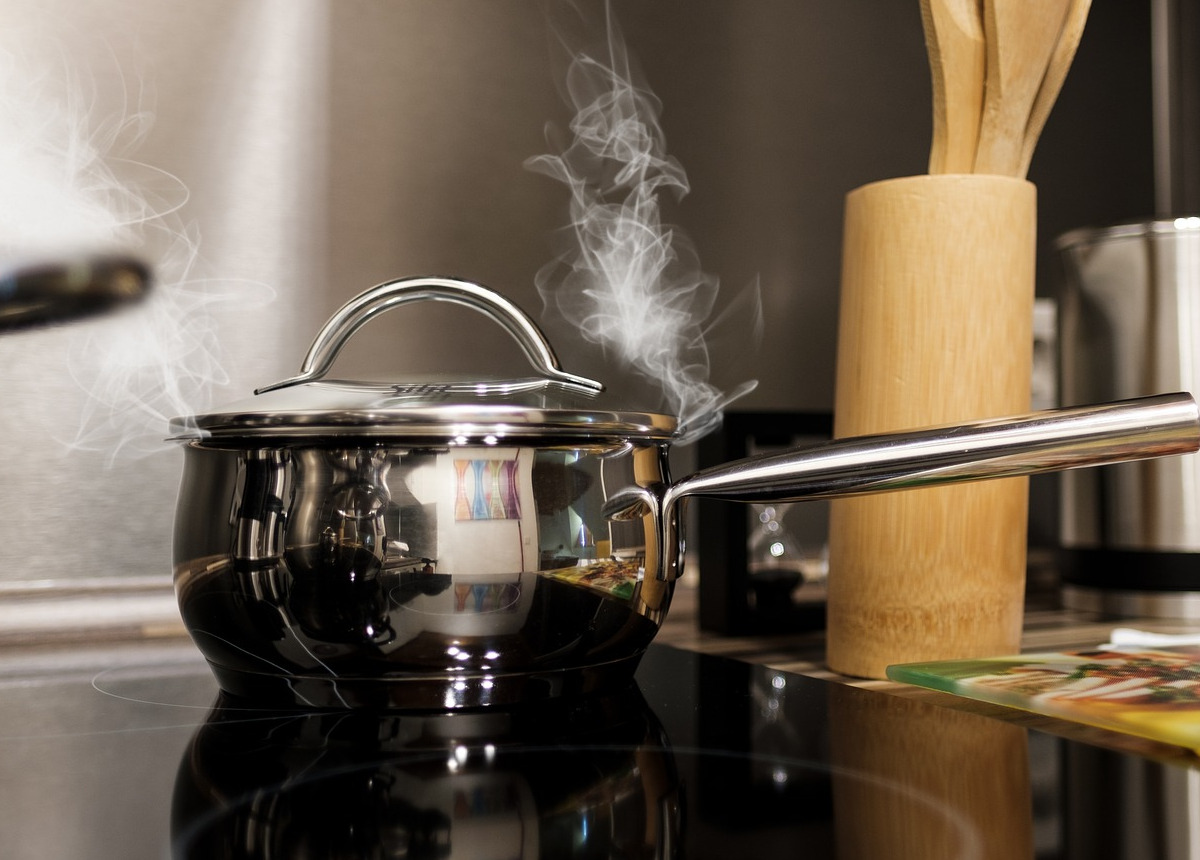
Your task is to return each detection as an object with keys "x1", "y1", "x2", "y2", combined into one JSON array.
[
  {"x1": 171, "y1": 685, "x2": 680, "y2": 859},
  {"x1": 174, "y1": 441, "x2": 666, "y2": 709}
]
